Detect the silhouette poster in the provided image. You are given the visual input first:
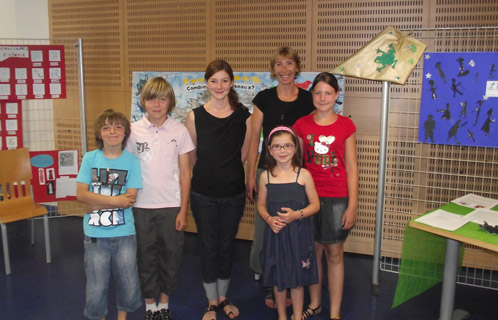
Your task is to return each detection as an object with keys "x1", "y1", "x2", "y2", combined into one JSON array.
[{"x1": 418, "y1": 52, "x2": 497, "y2": 147}]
